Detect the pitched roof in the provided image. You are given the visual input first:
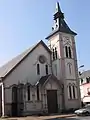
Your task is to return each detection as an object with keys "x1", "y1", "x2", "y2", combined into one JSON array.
[
  {"x1": 46, "y1": 19, "x2": 77, "y2": 39},
  {"x1": 0, "y1": 40, "x2": 51, "y2": 79},
  {"x1": 38, "y1": 74, "x2": 63, "y2": 87},
  {"x1": 39, "y1": 74, "x2": 51, "y2": 85},
  {"x1": 80, "y1": 70, "x2": 90, "y2": 78}
]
